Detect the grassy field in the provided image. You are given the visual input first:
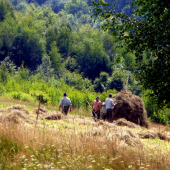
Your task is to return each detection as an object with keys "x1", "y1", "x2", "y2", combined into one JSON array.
[{"x1": 0, "y1": 97, "x2": 170, "y2": 170}]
